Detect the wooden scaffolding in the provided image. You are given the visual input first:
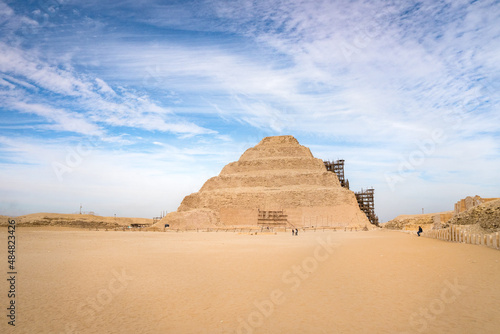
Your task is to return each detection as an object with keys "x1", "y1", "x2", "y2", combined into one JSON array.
[
  {"x1": 354, "y1": 188, "x2": 379, "y2": 226},
  {"x1": 324, "y1": 160, "x2": 349, "y2": 189}
]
